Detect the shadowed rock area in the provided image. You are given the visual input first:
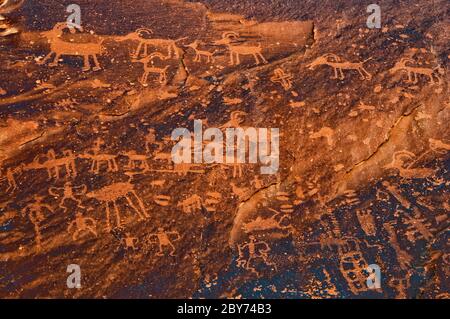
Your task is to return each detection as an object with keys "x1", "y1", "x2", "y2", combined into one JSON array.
[{"x1": 0, "y1": 0, "x2": 448, "y2": 298}]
